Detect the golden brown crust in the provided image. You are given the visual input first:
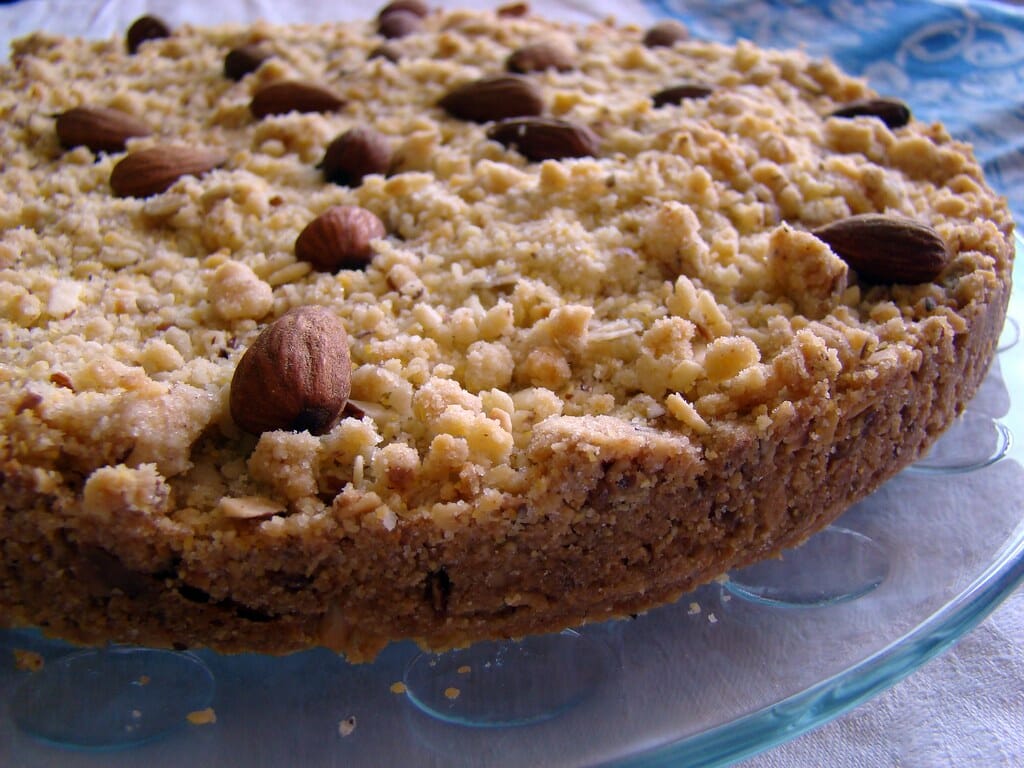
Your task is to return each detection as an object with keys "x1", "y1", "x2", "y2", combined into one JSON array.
[{"x1": 0, "y1": 8, "x2": 1014, "y2": 660}]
